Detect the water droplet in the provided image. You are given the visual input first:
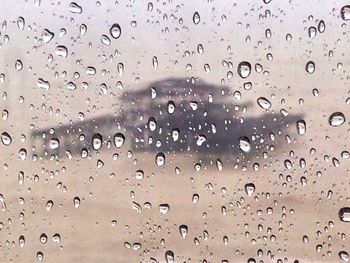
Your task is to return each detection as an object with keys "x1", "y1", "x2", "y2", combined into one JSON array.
[
  {"x1": 15, "y1": 60, "x2": 23, "y2": 71},
  {"x1": 67, "y1": 82, "x2": 76, "y2": 90},
  {"x1": 73, "y1": 196, "x2": 81, "y2": 208},
  {"x1": 306, "y1": 61, "x2": 315, "y2": 74},
  {"x1": 239, "y1": 136, "x2": 251, "y2": 153},
  {"x1": 113, "y1": 133, "x2": 125, "y2": 148},
  {"x1": 193, "y1": 12, "x2": 200, "y2": 25},
  {"x1": 37, "y1": 78, "x2": 50, "y2": 90},
  {"x1": 92, "y1": 133, "x2": 102, "y2": 150},
  {"x1": 179, "y1": 225, "x2": 188, "y2": 238},
  {"x1": 257, "y1": 97, "x2": 271, "y2": 109},
  {"x1": 101, "y1": 35, "x2": 111, "y2": 46},
  {"x1": 237, "y1": 61, "x2": 251, "y2": 78},
  {"x1": 296, "y1": 119, "x2": 306, "y2": 135},
  {"x1": 52, "y1": 233, "x2": 61, "y2": 243},
  {"x1": 39, "y1": 233, "x2": 47, "y2": 244},
  {"x1": 244, "y1": 183, "x2": 255, "y2": 196},
  {"x1": 196, "y1": 134, "x2": 207, "y2": 146},
  {"x1": 49, "y1": 138, "x2": 60, "y2": 149},
  {"x1": 37, "y1": 252, "x2": 44, "y2": 261},
  {"x1": 155, "y1": 152, "x2": 165, "y2": 166},
  {"x1": 308, "y1": 27, "x2": 317, "y2": 39},
  {"x1": 341, "y1": 5, "x2": 350, "y2": 21},
  {"x1": 46, "y1": 200, "x2": 53, "y2": 211},
  {"x1": 1, "y1": 132, "x2": 12, "y2": 146},
  {"x1": 167, "y1": 101, "x2": 175, "y2": 114},
  {"x1": 159, "y1": 203, "x2": 170, "y2": 214},
  {"x1": 42, "y1": 29, "x2": 54, "y2": 43},
  {"x1": 329, "y1": 112, "x2": 345, "y2": 127},
  {"x1": 55, "y1": 45, "x2": 68, "y2": 58},
  {"x1": 165, "y1": 250, "x2": 174, "y2": 263},
  {"x1": 69, "y1": 2, "x2": 82, "y2": 14},
  {"x1": 317, "y1": 20, "x2": 326, "y2": 33},
  {"x1": 79, "y1": 24, "x2": 87, "y2": 35},
  {"x1": 339, "y1": 207, "x2": 350, "y2": 222},
  {"x1": 339, "y1": 251, "x2": 349, "y2": 262},
  {"x1": 17, "y1": 17, "x2": 25, "y2": 30},
  {"x1": 110, "y1": 23, "x2": 121, "y2": 39}
]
